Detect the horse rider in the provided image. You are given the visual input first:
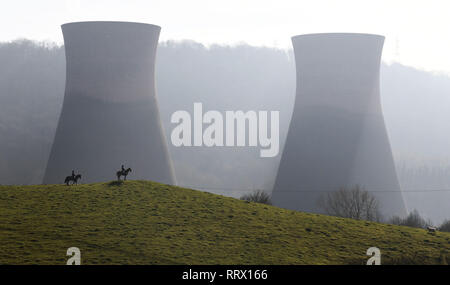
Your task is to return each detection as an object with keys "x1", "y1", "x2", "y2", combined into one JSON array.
[
  {"x1": 71, "y1": 170, "x2": 75, "y2": 180},
  {"x1": 121, "y1": 165, "x2": 125, "y2": 172}
]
